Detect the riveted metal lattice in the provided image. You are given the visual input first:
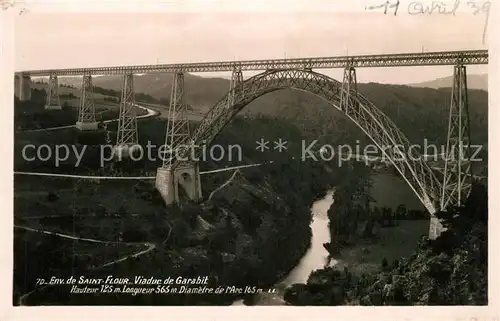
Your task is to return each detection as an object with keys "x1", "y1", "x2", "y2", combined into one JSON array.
[
  {"x1": 440, "y1": 64, "x2": 473, "y2": 210},
  {"x1": 180, "y1": 69, "x2": 442, "y2": 214},
  {"x1": 116, "y1": 74, "x2": 138, "y2": 146},
  {"x1": 228, "y1": 67, "x2": 244, "y2": 108},
  {"x1": 162, "y1": 72, "x2": 191, "y2": 168},
  {"x1": 45, "y1": 74, "x2": 61, "y2": 107},
  {"x1": 22, "y1": 50, "x2": 488, "y2": 76},
  {"x1": 78, "y1": 74, "x2": 96, "y2": 123},
  {"x1": 340, "y1": 62, "x2": 358, "y2": 112}
]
